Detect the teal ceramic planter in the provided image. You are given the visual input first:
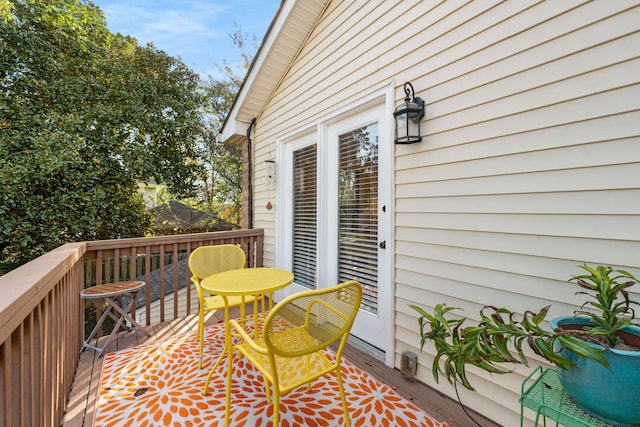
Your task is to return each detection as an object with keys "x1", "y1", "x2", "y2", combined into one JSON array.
[{"x1": 551, "y1": 316, "x2": 640, "y2": 426}]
